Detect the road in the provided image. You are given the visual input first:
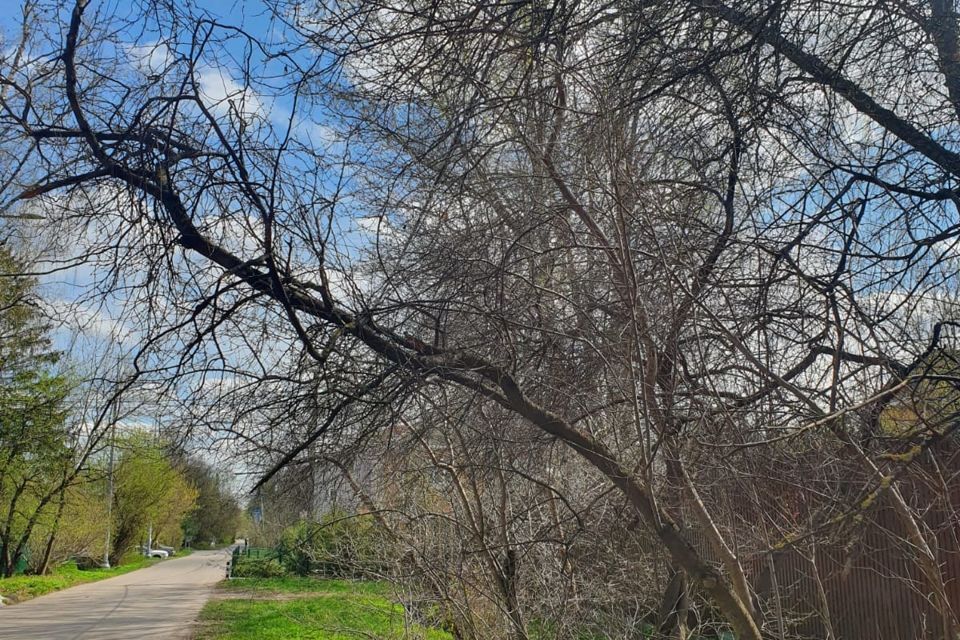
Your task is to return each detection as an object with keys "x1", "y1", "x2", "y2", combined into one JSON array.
[{"x1": 0, "y1": 549, "x2": 230, "y2": 639}]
